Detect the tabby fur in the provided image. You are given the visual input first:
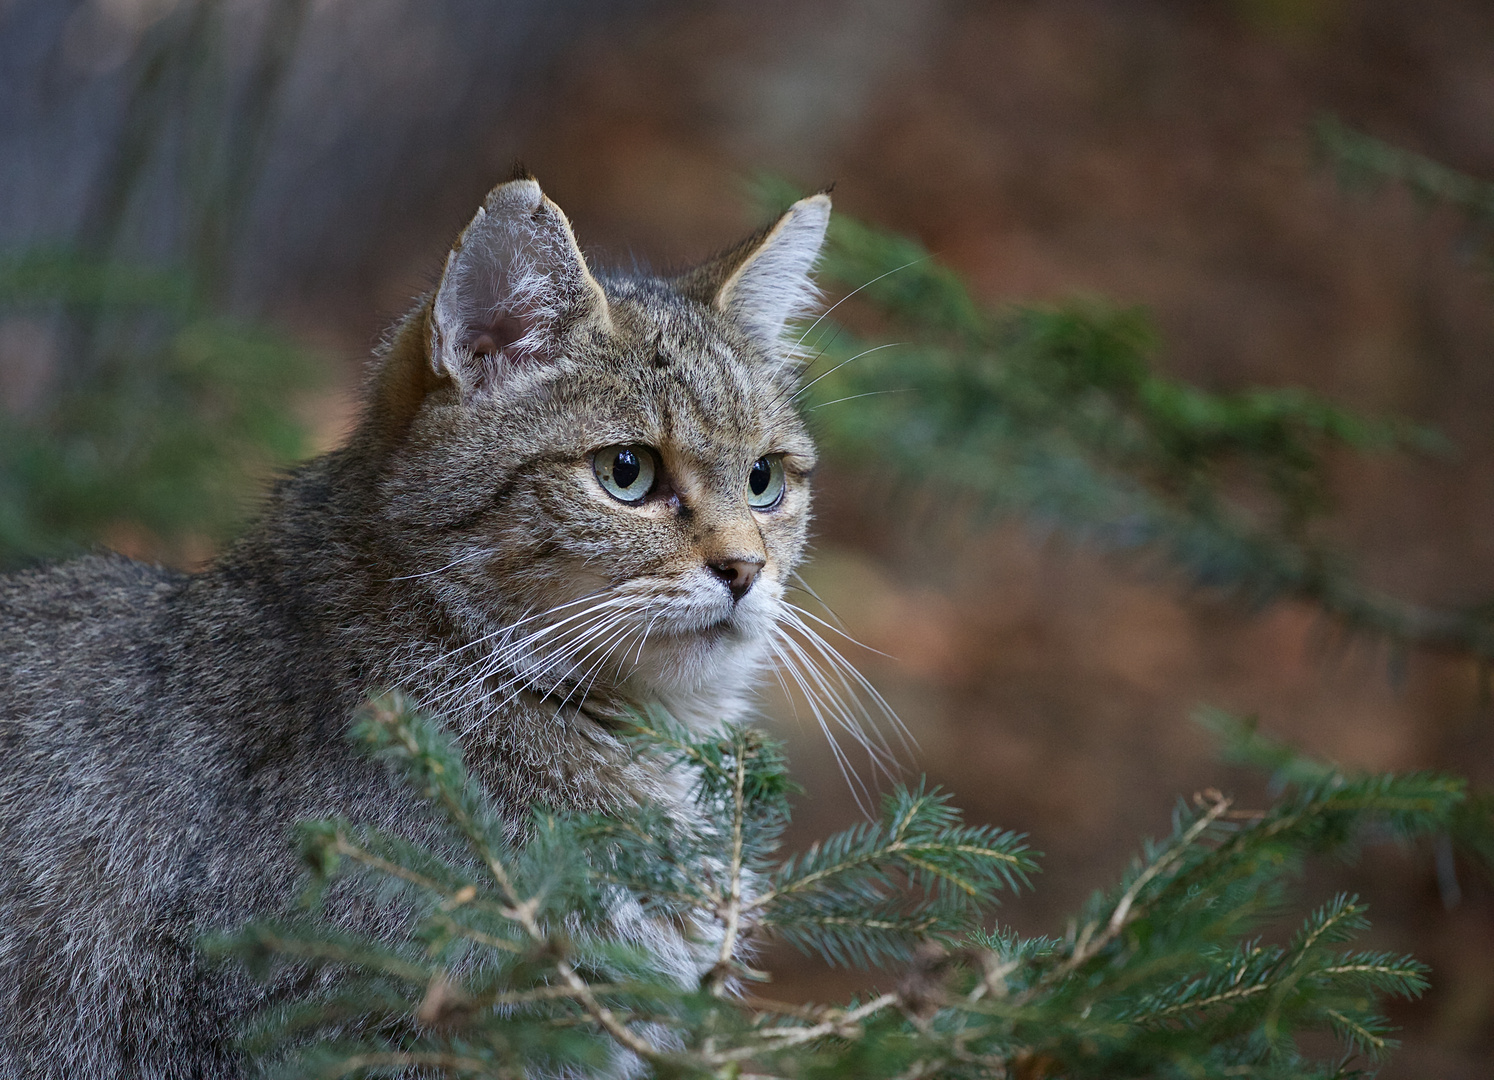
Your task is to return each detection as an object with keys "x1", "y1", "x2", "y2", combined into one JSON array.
[{"x1": 0, "y1": 178, "x2": 831, "y2": 1077}]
